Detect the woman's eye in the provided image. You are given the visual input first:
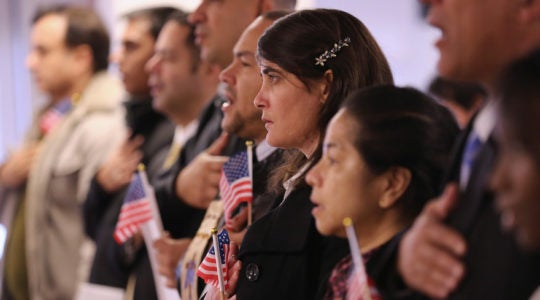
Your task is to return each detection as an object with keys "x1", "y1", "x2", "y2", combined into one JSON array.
[
  {"x1": 267, "y1": 74, "x2": 279, "y2": 83},
  {"x1": 326, "y1": 155, "x2": 337, "y2": 165}
]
